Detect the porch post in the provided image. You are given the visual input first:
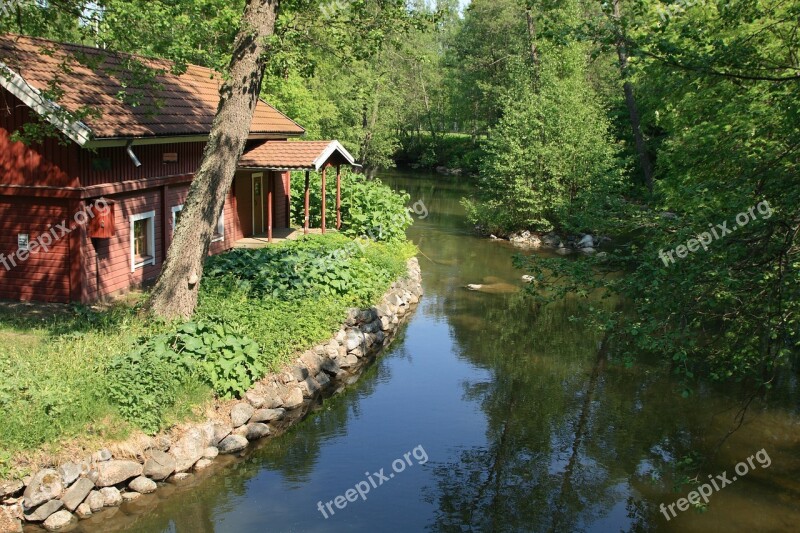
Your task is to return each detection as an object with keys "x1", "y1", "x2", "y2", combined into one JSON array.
[
  {"x1": 321, "y1": 167, "x2": 327, "y2": 234},
  {"x1": 304, "y1": 170, "x2": 310, "y2": 235},
  {"x1": 336, "y1": 165, "x2": 342, "y2": 230},
  {"x1": 267, "y1": 172, "x2": 274, "y2": 243}
]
